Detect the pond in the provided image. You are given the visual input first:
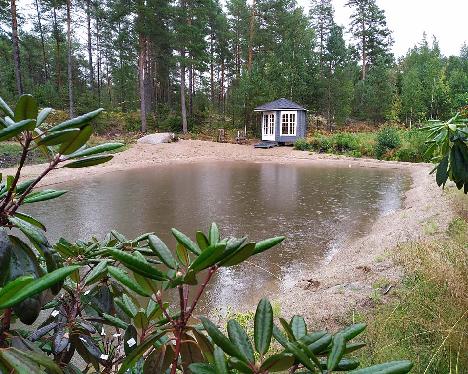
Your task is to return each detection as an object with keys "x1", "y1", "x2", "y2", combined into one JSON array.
[{"x1": 25, "y1": 161, "x2": 411, "y2": 314}]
